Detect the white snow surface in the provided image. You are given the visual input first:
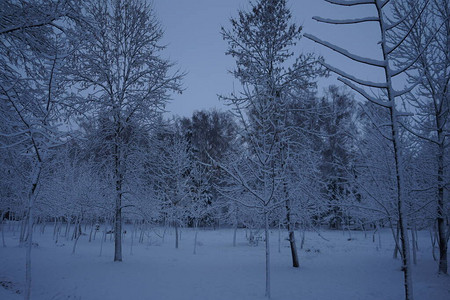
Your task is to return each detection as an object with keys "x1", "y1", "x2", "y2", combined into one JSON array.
[{"x1": 1, "y1": 225, "x2": 449, "y2": 300}]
